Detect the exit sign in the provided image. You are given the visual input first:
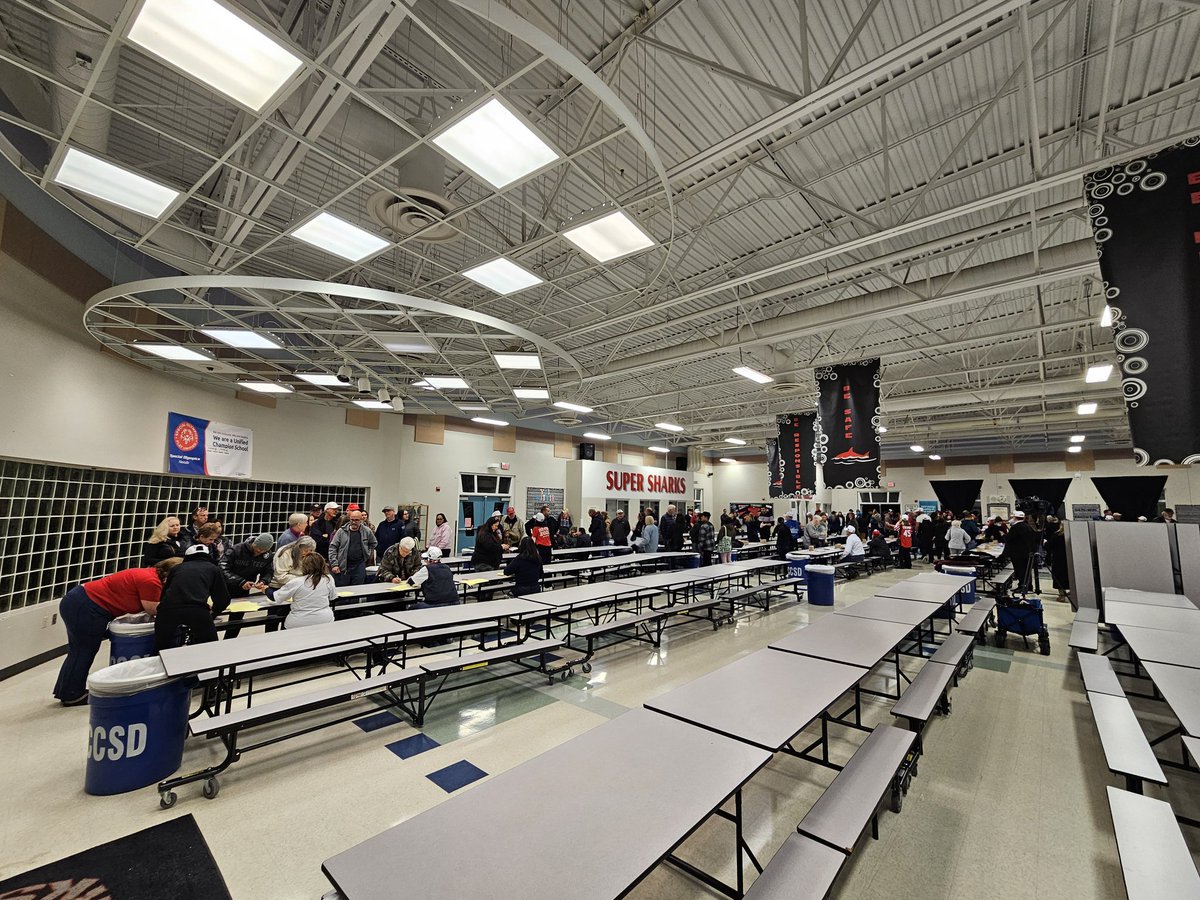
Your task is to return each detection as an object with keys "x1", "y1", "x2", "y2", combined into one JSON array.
[
  {"x1": 887, "y1": 482, "x2": 895, "y2": 487},
  {"x1": 500, "y1": 462, "x2": 510, "y2": 470}
]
